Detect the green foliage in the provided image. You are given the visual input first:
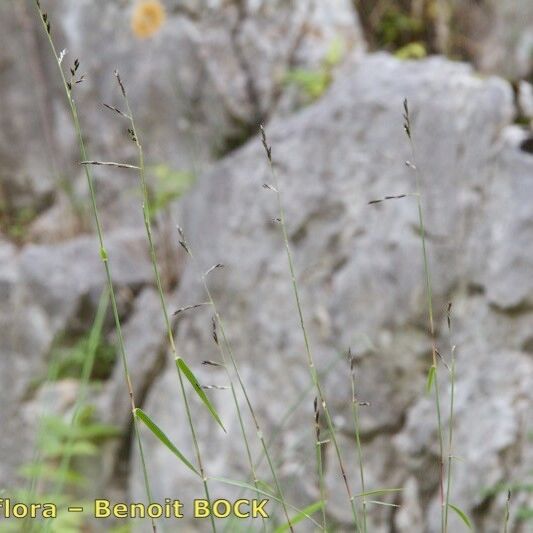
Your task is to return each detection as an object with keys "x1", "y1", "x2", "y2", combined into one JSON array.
[
  {"x1": 517, "y1": 507, "x2": 533, "y2": 520},
  {"x1": 175, "y1": 358, "x2": 226, "y2": 432},
  {"x1": 0, "y1": 203, "x2": 37, "y2": 242},
  {"x1": 447, "y1": 503, "x2": 473, "y2": 529},
  {"x1": 284, "y1": 37, "x2": 345, "y2": 102},
  {"x1": 148, "y1": 164, "x2": 195, "y2": 217},
  {"x1": 20, "y1": 407, "x2": 119, "y2": 482},
  {"x1": 273, "y1": 501, "x2": 325, "y2": 533},
  {"x1": 8, "y1": 406, "x2": 119, "y2": 533},
  {"x1": 357, "y1": 1, "x2": 457, "y2": 58},
  {"x1": 395, "y1": 41, "x2": 427, "y2": 60},
  {"x1": 49, "y1": 332, "x2": 116, "y2": 382},
  {"x1": 284, "y1": 69, "x2": 332, "y2": 100},
  {"x1": 377, "y1": 8, "x2": 423, "y2": 48},
  {"x1": 135, "y1": 408, "x2": 199, "y2": 476},
  {"x1": 40, "y1": 405, "x2": 121, "y2": 444}
]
